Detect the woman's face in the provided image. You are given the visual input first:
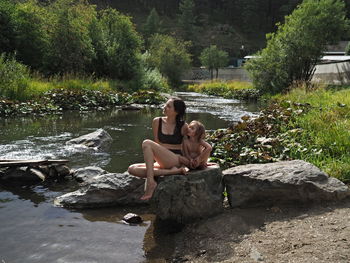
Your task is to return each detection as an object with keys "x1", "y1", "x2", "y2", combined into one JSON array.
[{"x1": 163, "y1": 99, "x2": 177, "y2": 116}]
